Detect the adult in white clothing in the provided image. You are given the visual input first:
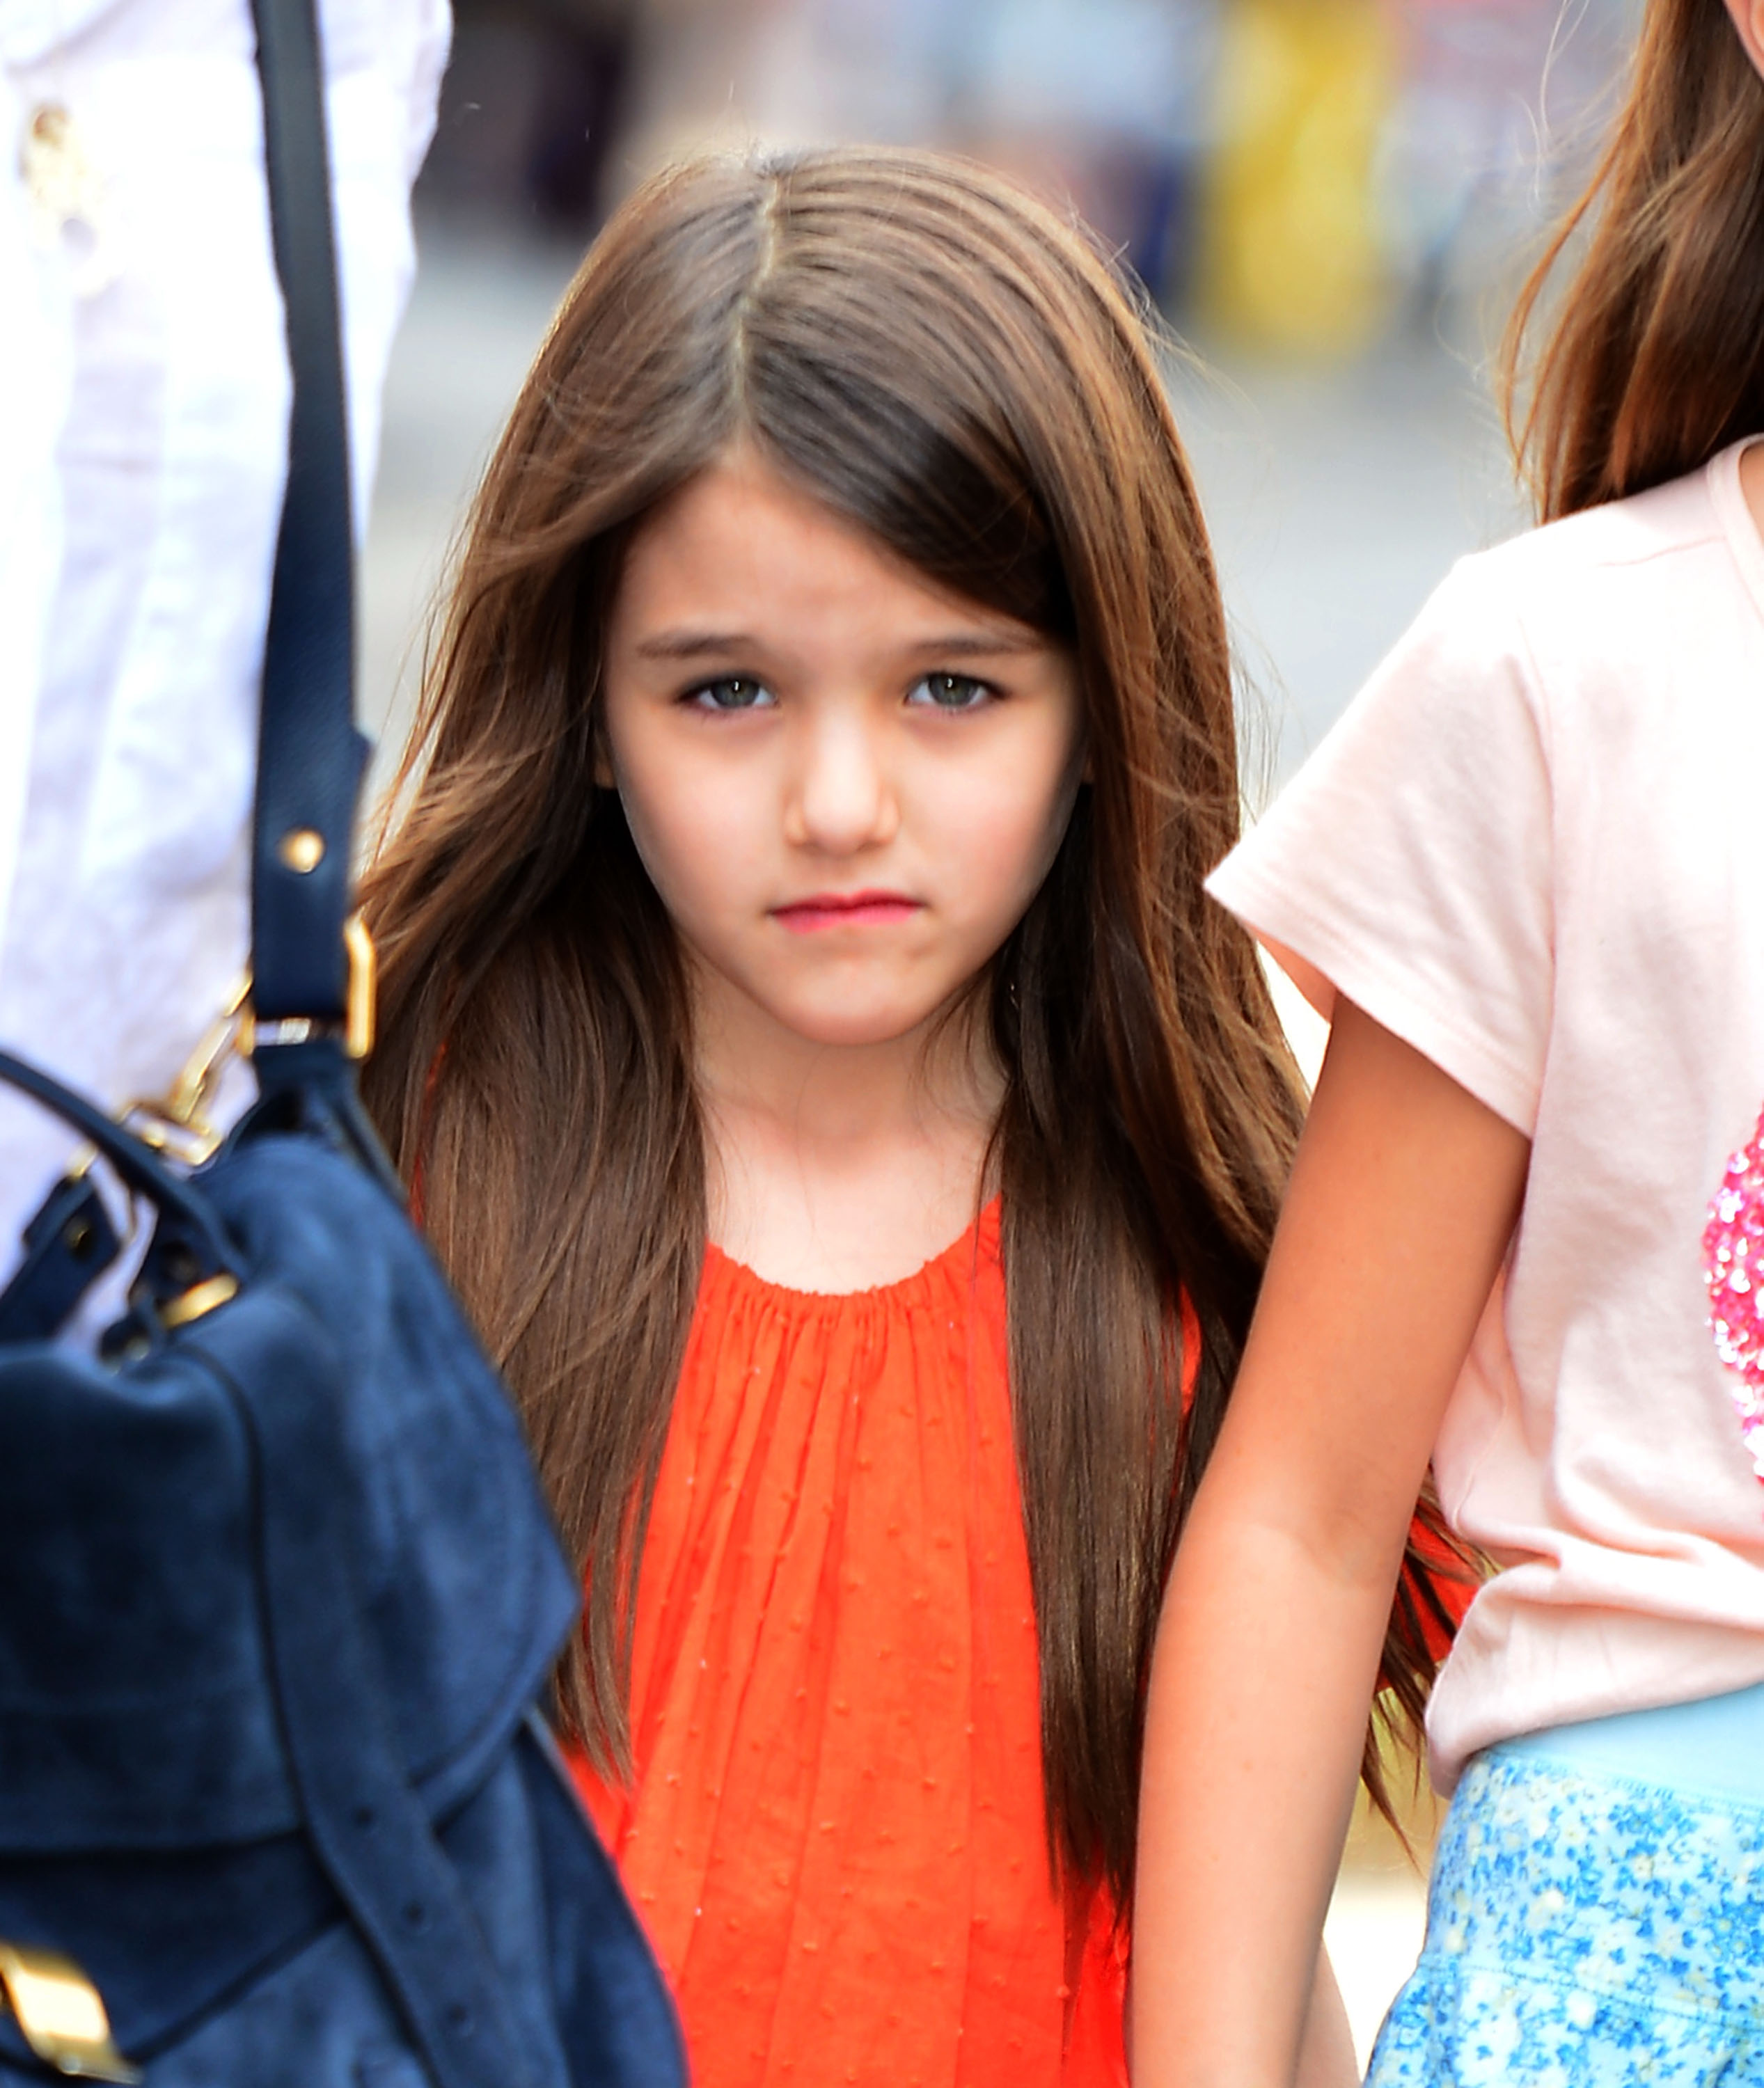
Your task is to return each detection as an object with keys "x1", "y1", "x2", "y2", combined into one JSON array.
[{"x1": 0, "y1": 0, "x2": 448, "y2": 1276}]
